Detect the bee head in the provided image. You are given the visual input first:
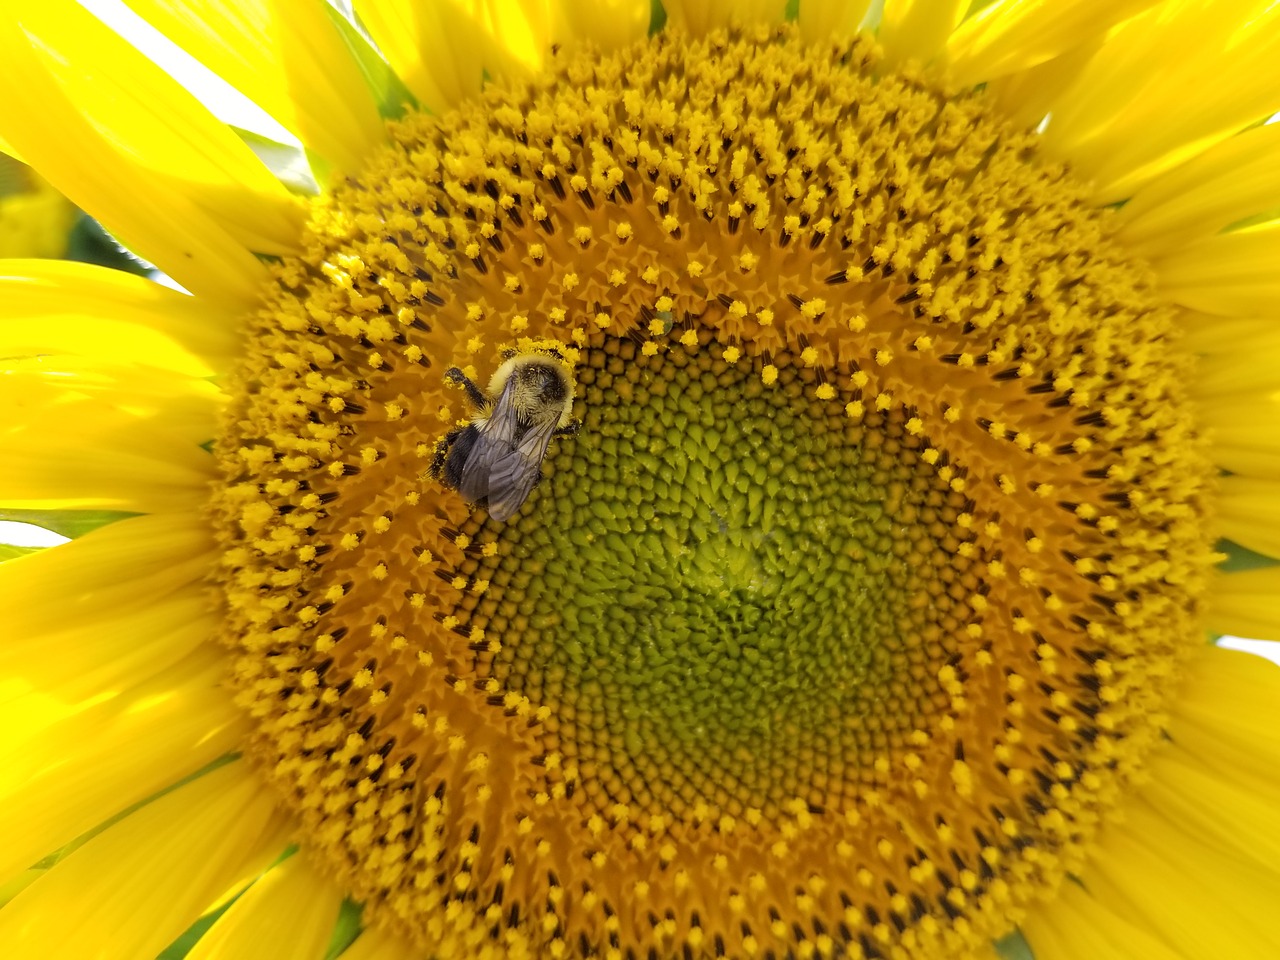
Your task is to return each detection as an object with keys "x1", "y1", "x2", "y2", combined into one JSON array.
[{"x1": 488, "y1": 351, "x2": 577, "y2": 426}]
